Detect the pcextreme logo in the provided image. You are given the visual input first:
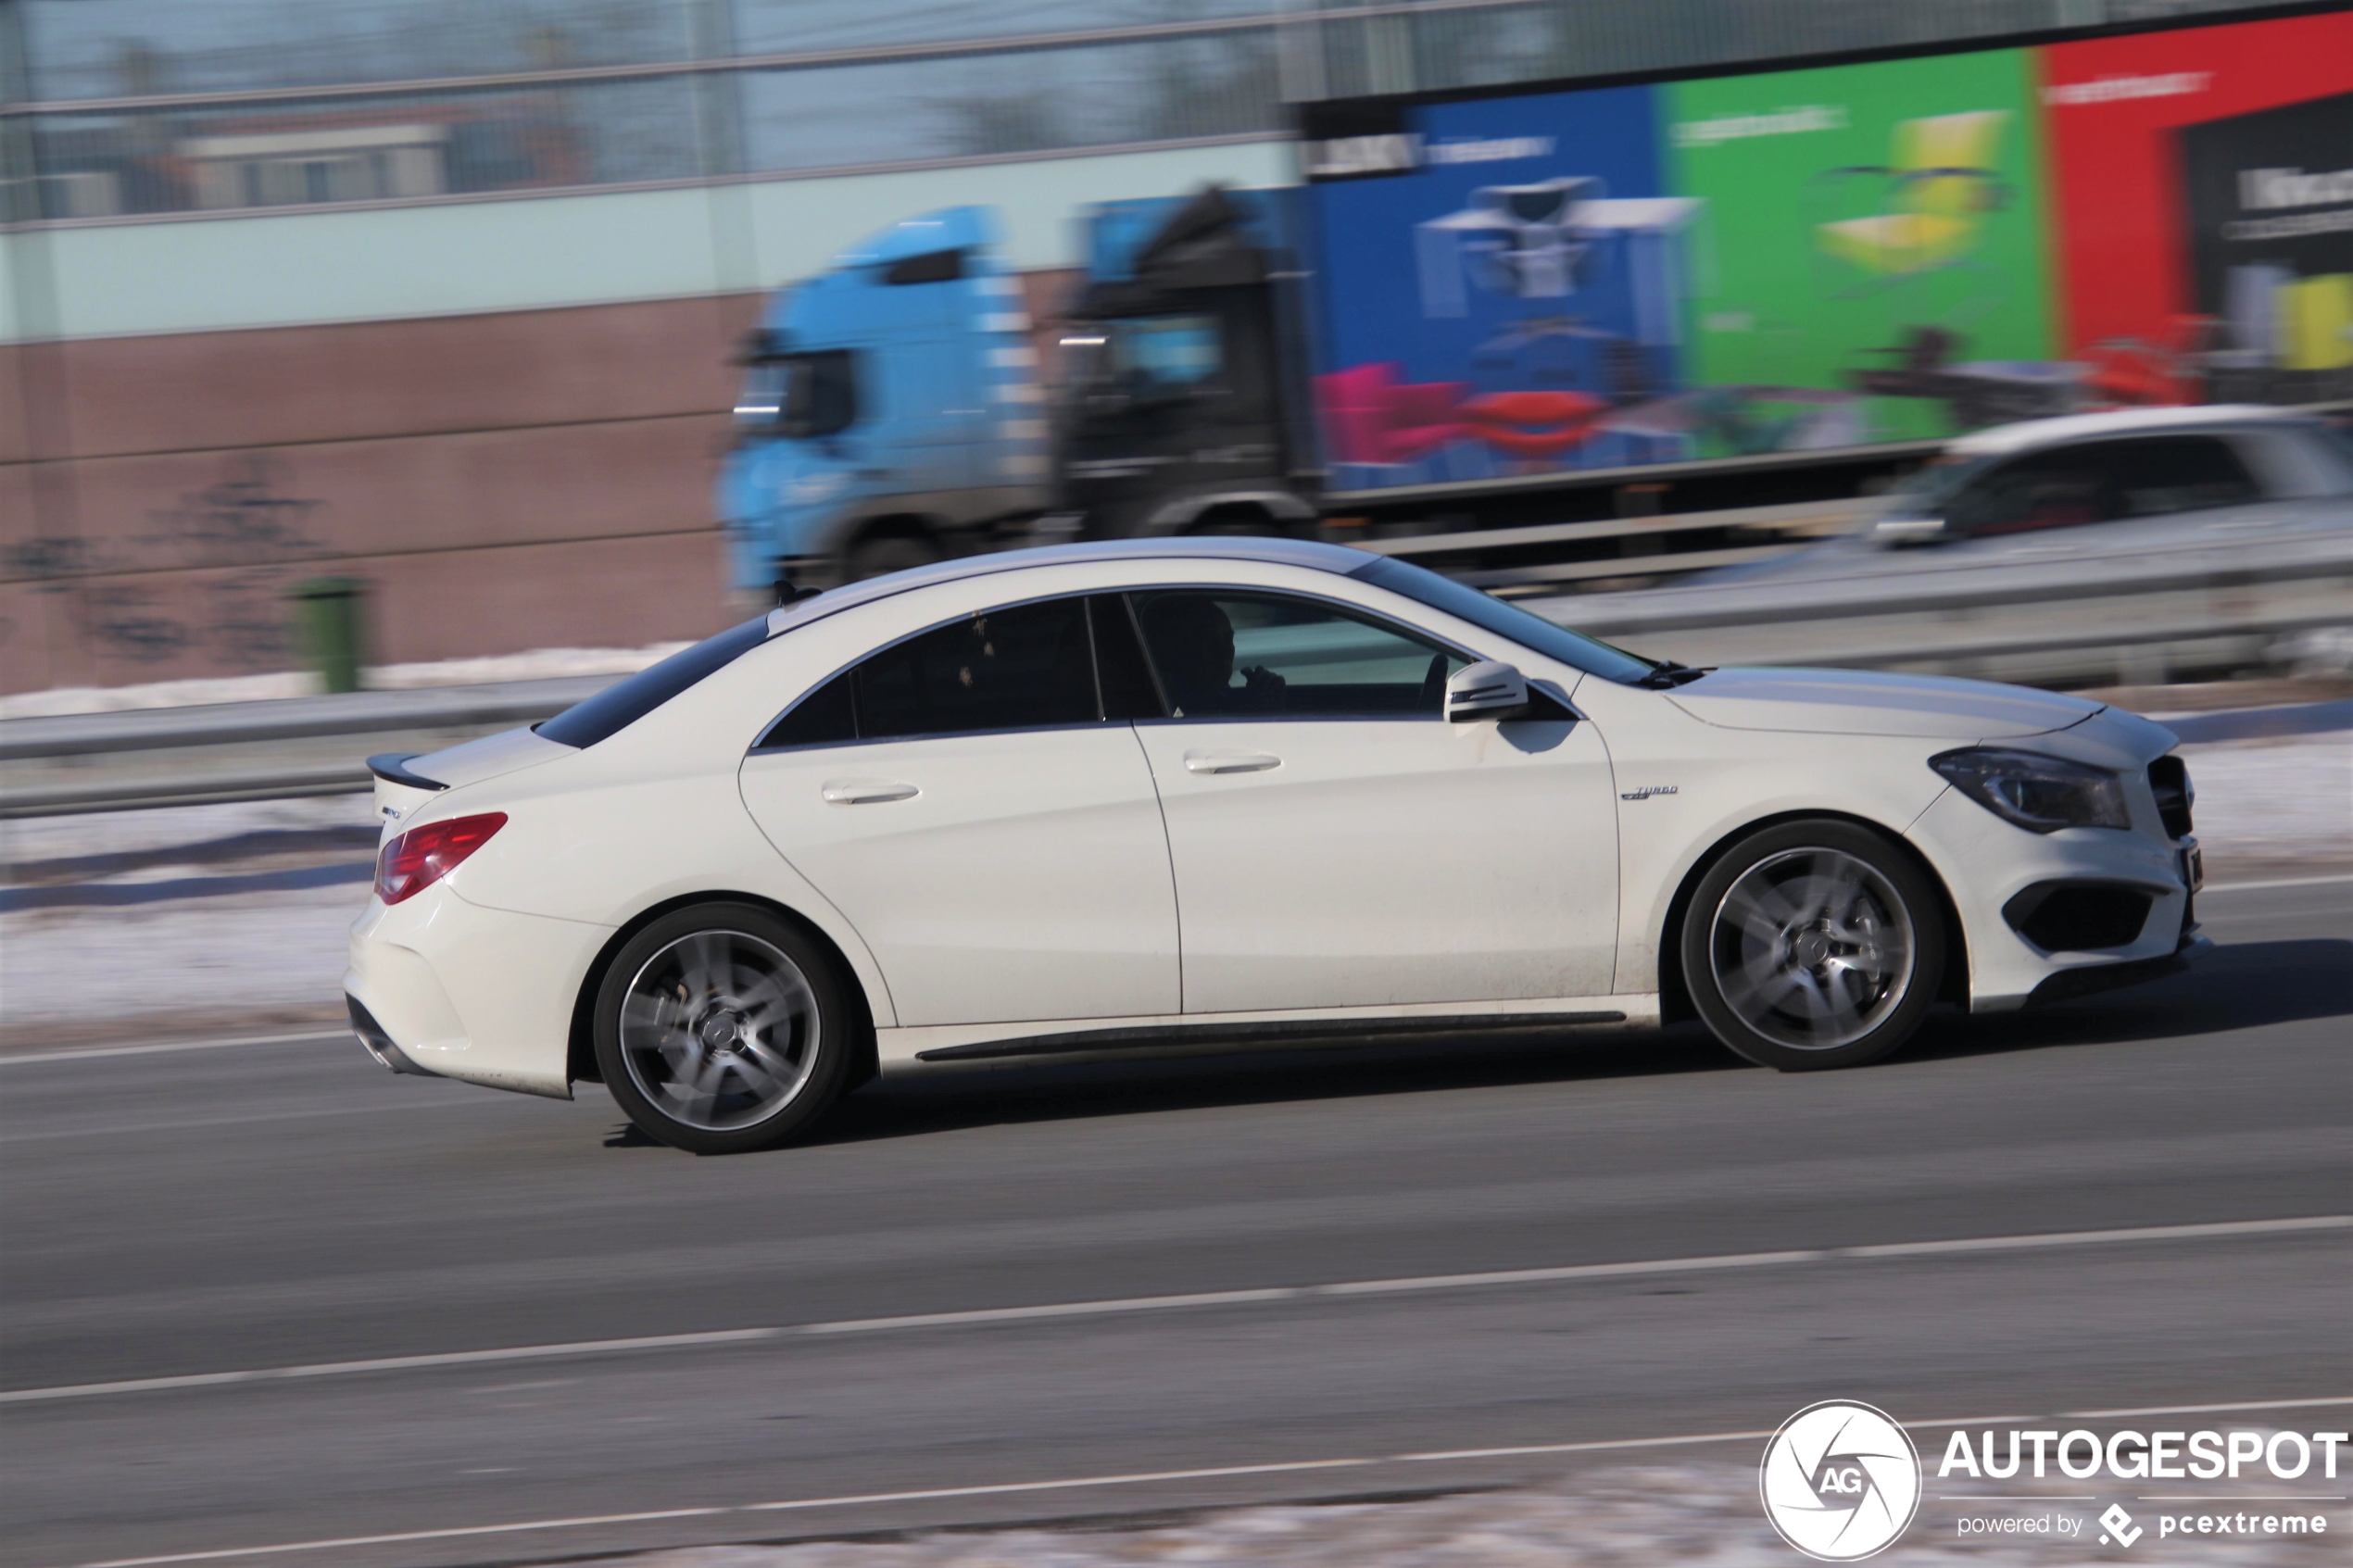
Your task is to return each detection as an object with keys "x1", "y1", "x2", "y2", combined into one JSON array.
[{"x1": 1761, "y1": 1401, "x2": 1924, "y2": 1561}]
